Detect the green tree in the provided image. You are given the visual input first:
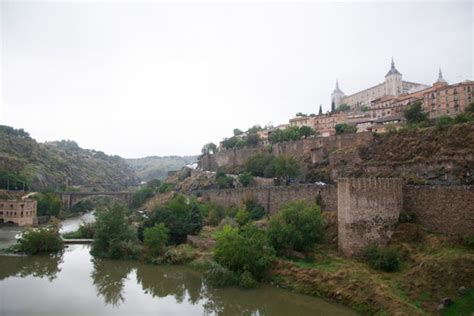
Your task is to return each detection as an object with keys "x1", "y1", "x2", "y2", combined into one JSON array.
[
  {"x1": 16, "y1": 224, "x2": 63, "y2": 255},
  {"x1": 148, "y1": 194, "x2": 203, "y2": 244},
  {"x1": 245, "y1": 133, "x2": 260, "y2": 146},
  {"x1": 131, "y1": 186, "x2": 154, "y2": 208},
  {"x1": 144, "y1": 223, "x2": 169, "y2": 257},
  {"x1": 201, "y1": 142, "x2": 217, "y2": 155},
  {"x1": 242, "y1": 195, "x2": 266, "y2": 220},
  {"x1": 336, "y1": 104, "x2": 351, "y2": 112},
  {"x1": 233, "y1": 128, "x2": 243, "y2": 136},
  {"x1": 335, "y1": 123, "x2": 357, "y2": 135},
  {"x1": 33, "y1": 193, "x2": 62, "y2": 217},
  {"x1": 246, "y1": 125, "x2": 263, "y2": 134},
  {"x1": 91, "y1": 204, "x2": 139, "y2": 259},
  {"x1": 404, "y1": 102, "x2": 428, "y2": 124},
  {"x1": 245, "y1": 153, "x2": 276, "y2": 177},
  {"x1": 466, "y1": 102, "x2": 474, "y2": 113},
  {"x1": 273, "y1": 156, "x2": 300, "y2": 181},
  {"x1": 238, "y1": 172, "x2": 254, "y2": 187},
  {"x1": 295, "y1": 112, "x2": 307, "y2": 117},
  {"x1": 318, "y1": 105, "x2": 323, "y2": 115},
  {"x1": 299, "y1": 126, "x2": 316, "y2": 138},
  {"x1": 267, "y1": 200, "x2": 324, "y2": 255},
  {"x1": 214, "y1": 224, "x2": 275, "y2": 281},
  {"x1": 216, "y1": 170, "x2": 234, "y2": 189}
]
